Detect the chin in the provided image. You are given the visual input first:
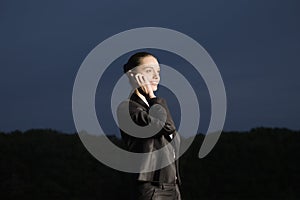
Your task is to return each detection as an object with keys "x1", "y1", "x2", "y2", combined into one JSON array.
[{"x1": 152, "y1": 86, "x2": 158, "y2": 91}]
